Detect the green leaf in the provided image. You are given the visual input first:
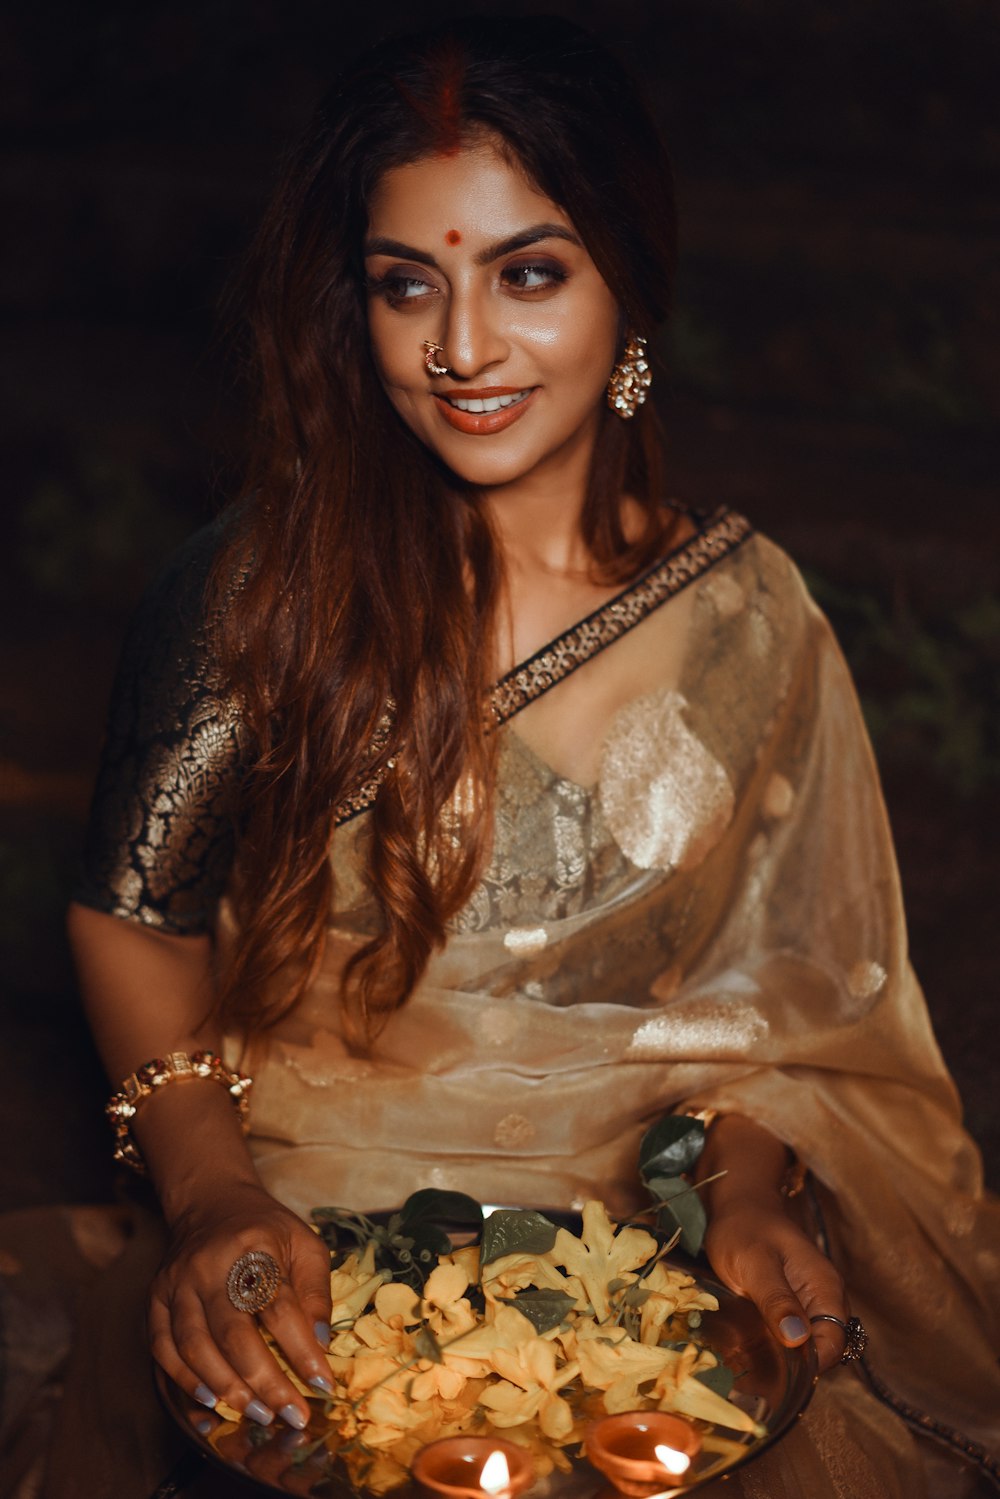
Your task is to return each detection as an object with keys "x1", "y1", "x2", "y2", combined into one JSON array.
[
  {"x1": 623, "y1": 1284, "x2": 651, "y2": 1308},
  {"x1": 398, "y1": 1190, "x2": 484, "y2": 1236},
  {"x1": 500, "y1": 1289, "x2": 578, "y2": 1334},
  {"x1": 638, "y1": 1115, "x2": 706, "y2": 1181},
  {"x1": 649, "y1": 1177, "x2": 708, "y2": 1256},
  {"x1": 695, "y1": 1362, "x2": 735, "y2": 1398},
  {"x1": 413, "y1": 1325, "x2": 444, "y2": 1364},
  {"x1": 480, "y1": 1209, "x2": 558, "y2": 1266}
]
